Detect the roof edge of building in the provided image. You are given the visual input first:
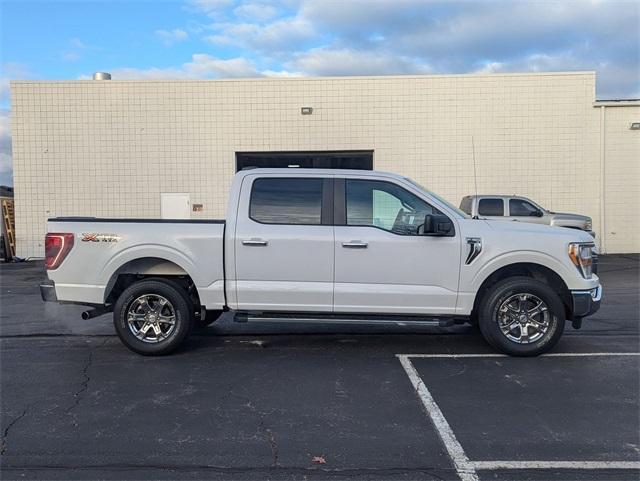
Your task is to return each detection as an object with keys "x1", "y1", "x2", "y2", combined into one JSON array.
[
  {"x1": 9, "y1": 70, "x2": 597, "y2": 85},
  {"x1": 593, "y1": 99, "x2": 640, "y2": 107}
]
